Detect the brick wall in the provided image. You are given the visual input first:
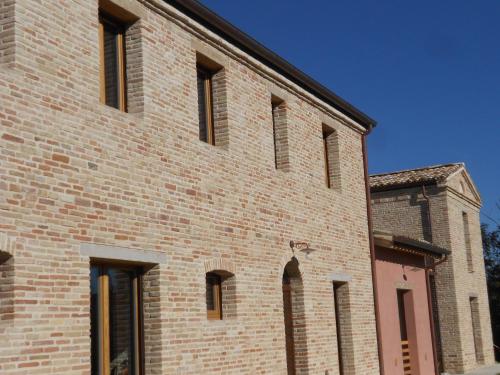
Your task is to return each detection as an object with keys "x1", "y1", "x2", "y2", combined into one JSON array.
[
  {"x1": 371, "y1": 171, "x2": 495, "y2": 374},
  {"x1": 0, "y1": 0, "x2": 378, "y2": 374}
]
